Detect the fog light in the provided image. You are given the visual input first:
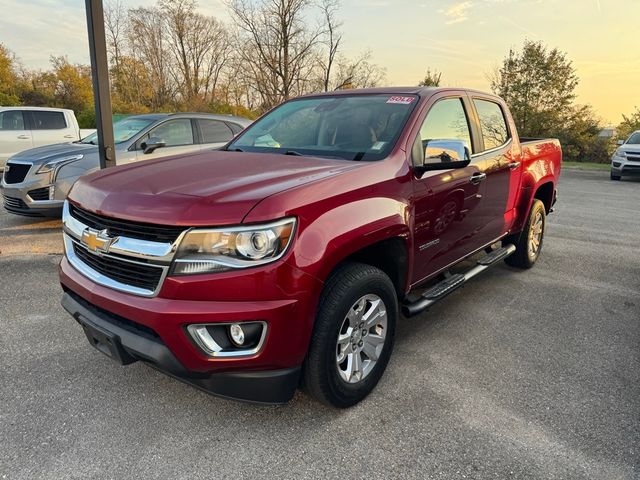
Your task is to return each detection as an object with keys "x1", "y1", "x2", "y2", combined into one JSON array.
[
  {"x1": 229, "y1": 324, "x2": 245, "y2": 346},
  {"x1": 49, "y1": 185, "x2": 55, "y2": 200}
]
